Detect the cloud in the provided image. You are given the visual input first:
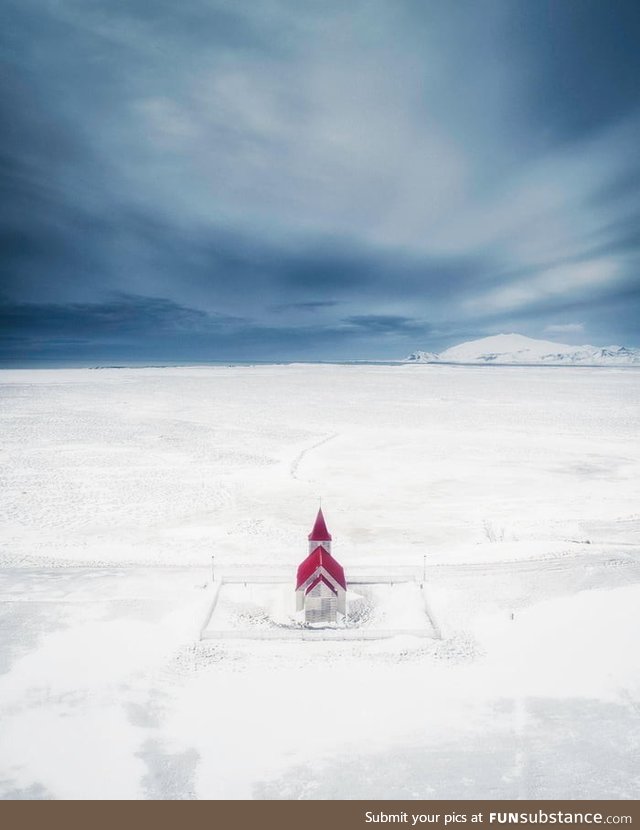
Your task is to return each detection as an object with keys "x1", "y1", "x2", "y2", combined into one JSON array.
[
  {"x1": 466, "y1": 258, "x2": 621, "y2": 315},
  {"x1": 343, "y1": 315, "x2": 428, "y2": 335},
  {"x1": 544, "y1": 323, "x2": 585, "y2": 335},
  {"x1": 273, "y1": 300, "x2": 339, "y2": 312},
  {"x1": 0, "y1": 294, "x2": 238, "y2": 342}
]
